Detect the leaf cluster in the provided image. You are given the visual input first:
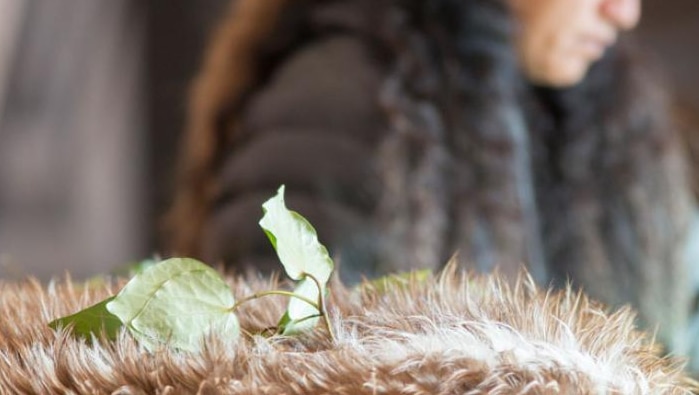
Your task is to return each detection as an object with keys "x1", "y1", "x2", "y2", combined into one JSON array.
[{"x1": 49, "y1": 186, "x2": 335, "y2": 351}]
